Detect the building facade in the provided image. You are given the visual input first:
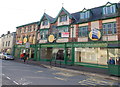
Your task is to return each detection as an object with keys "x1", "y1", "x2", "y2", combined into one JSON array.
[
  {"x1": 14, "y1": 2, "x2": 120, "y2": 68},
  {"x1": 15, "y1": 21, "x2": 39, "y2": 59},
  {"x1": 0, "y1": 32, "x2": 16, "y2": 54}
]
